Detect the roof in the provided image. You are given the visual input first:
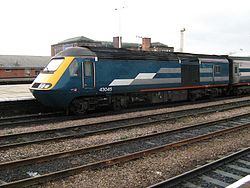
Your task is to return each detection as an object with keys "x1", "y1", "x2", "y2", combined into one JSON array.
[
  {"x1": 122, "y1": 42, "x2": 139, "y2": 48},
  {"x1": 56, "y1": 36, "x2": 171, "y2": 50},
  {"x1": 151, "y1": 42, "x2": 170, "y2": 48},
  {"x1": 230, "y1": 56, "x2": 250, "y2": 60},
  {"x1": 55, "y1": 47, "x2": 178, "y2": 61},
  {"x1": 56, "y1": 47, "x2": 226, "y2": 61},
  {"x1": 95, "y1": 41, "x2": 171, "y2": 49},
  {"x1": 58, "y1": 36, "x2": 94, "y2": 44},
  {"x1": 98, "y1": 41, "x2": 139, "y2": 49},
  {"x1": 0, "y1": 55, "x2": 51, "y2": 68},
  {"x1": 86, "y1": 47, "x2": 179, "y2": 60},
  {"x1": 56, "y1": 47, "x2": 96, "y2": 57}
]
